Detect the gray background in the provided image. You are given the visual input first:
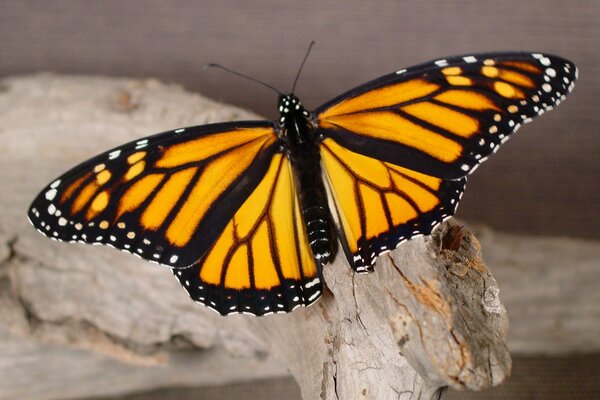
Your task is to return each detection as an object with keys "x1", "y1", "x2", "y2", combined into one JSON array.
[
  {"x1": 1, "y1": 1, "x2": 598, "y2": 399},
  {"x1": 2, "y1": 0, "x2": 598, "y2": 240}
]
